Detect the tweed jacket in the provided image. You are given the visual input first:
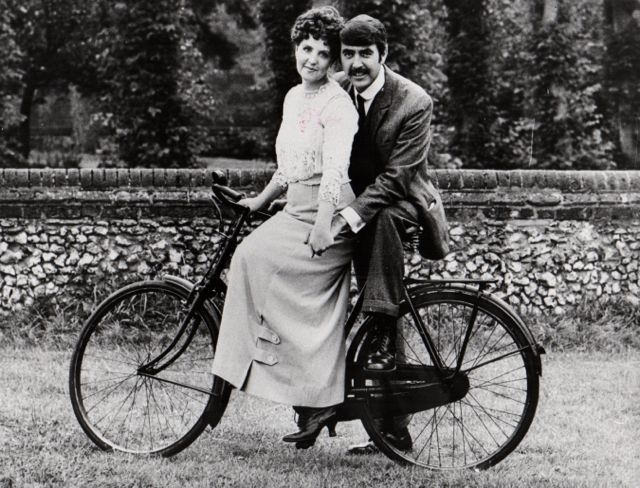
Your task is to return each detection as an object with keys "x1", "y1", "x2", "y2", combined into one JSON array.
[{"x1": 339, "y1": 66, "x2": 449, "y2": 259}]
